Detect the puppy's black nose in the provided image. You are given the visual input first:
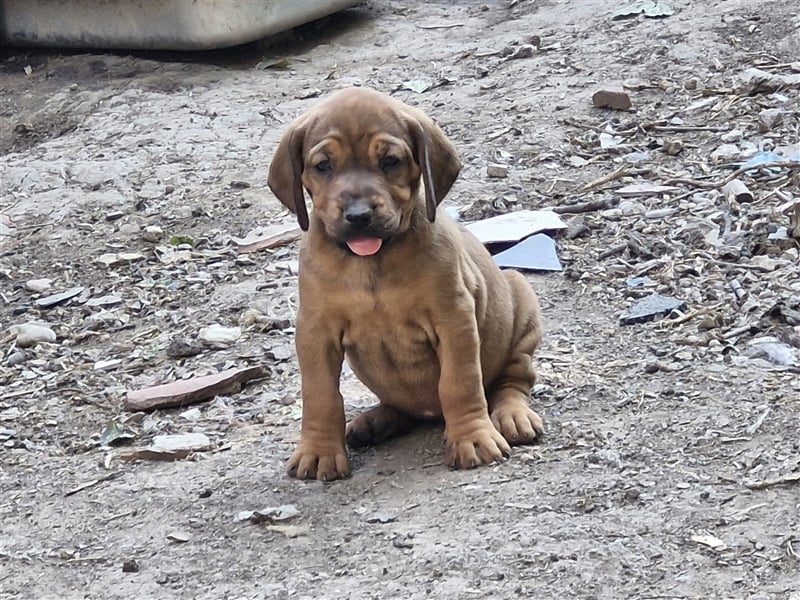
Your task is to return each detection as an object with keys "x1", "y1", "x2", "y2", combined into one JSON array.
[{"x1": 343, "y1": 201, "x2": 373, "y2": 229}]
